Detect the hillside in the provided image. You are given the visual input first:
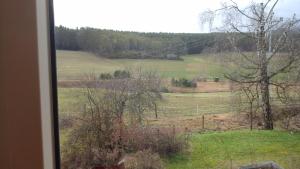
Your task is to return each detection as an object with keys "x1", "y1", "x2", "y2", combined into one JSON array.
[
  {"x1": 55, "y1": 26, "x2": 253, "y2": 59},
  {"x1": 56, "y1": 50, "x2": 227, "y2": 80}
]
